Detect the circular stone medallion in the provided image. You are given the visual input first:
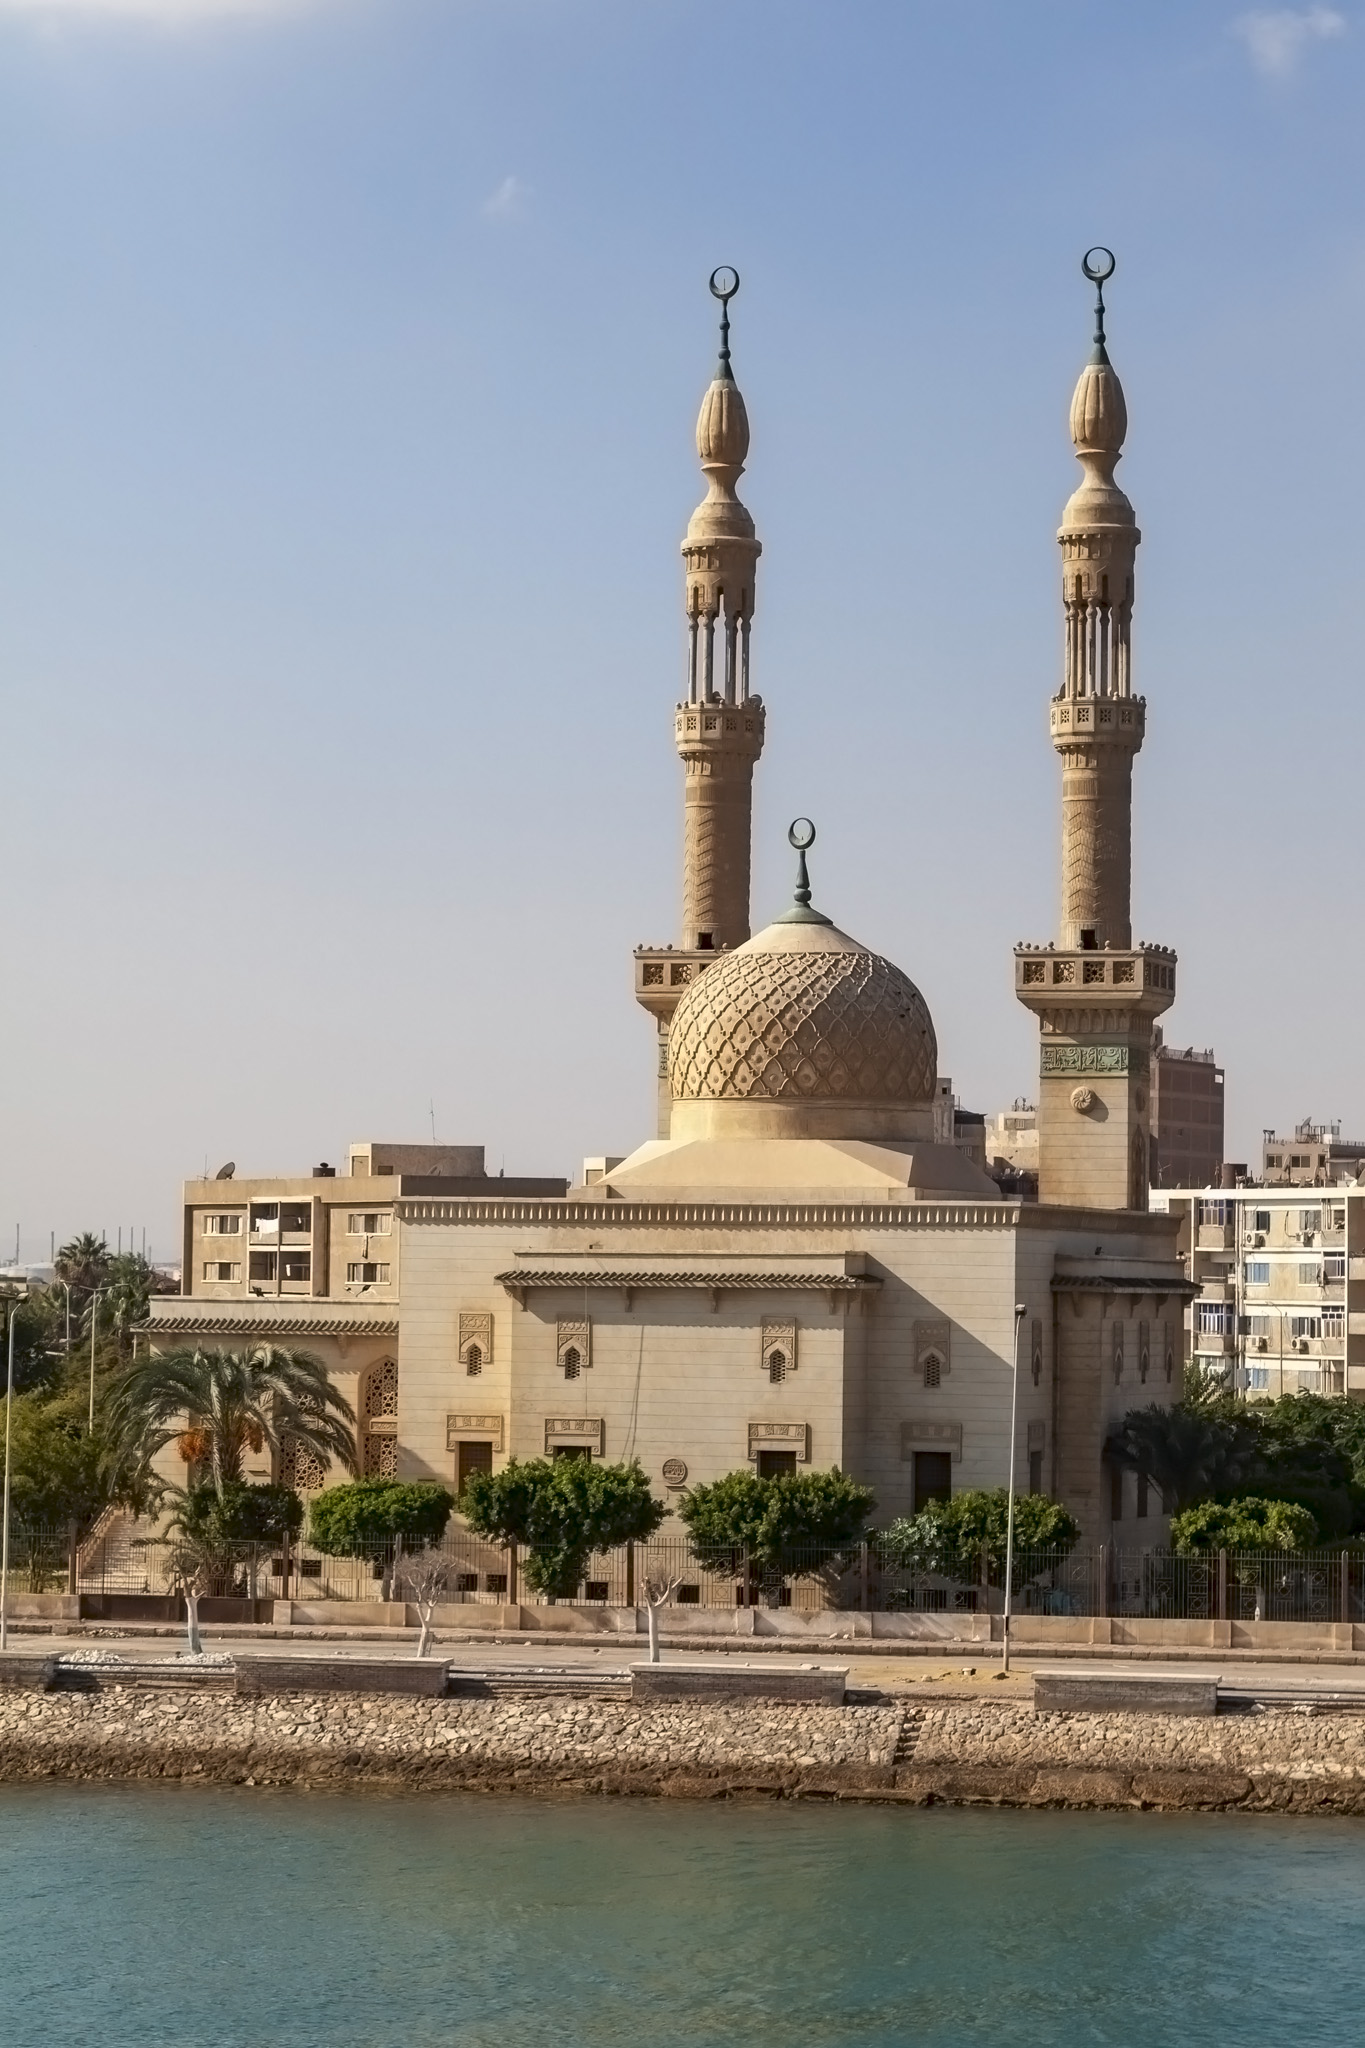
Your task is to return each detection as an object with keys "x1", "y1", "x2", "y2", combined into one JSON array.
[{"x1": 661, "y1": 1457, "x2": 688, "y2": 1488}]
